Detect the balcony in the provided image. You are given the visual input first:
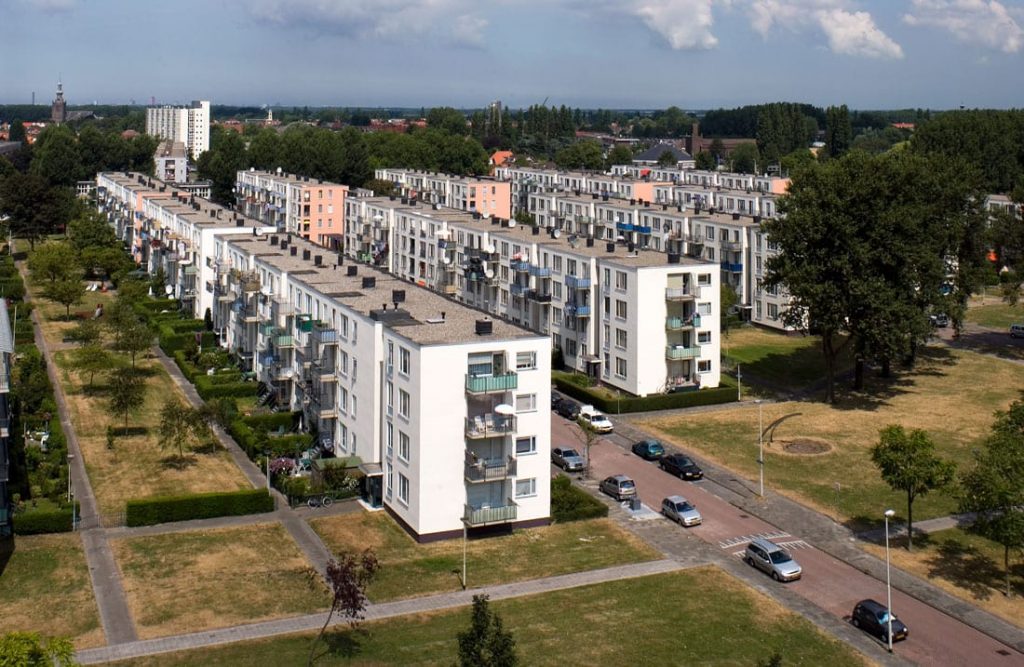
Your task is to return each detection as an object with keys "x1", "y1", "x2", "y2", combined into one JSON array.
[
  {"x1": 565, "y1": 275, "x2": 591, "y2": 290},
  {"x1": 635, "y1": 225, "x2": 653, "y2": 235},
  {"x1": 527, "y1": 290, "x2": 552, "y2": 303},
  {"x1": 616, "y1": 222, "x2": 634, "y2": 232},
  {"x1": 464, "y1": 454, "x2": 518, "y2": 483},
  {"x1": 665, "y1": 286, "x2": 697, "y2": 301},
  {"x1": 564, "y1": 303, "x2": 591, "y2": 317},
  {"x1": 274, "y1": 335, "x2": 295, "y2": 348},
  {"x1": 510, "y1": 284, "x2": 529, "y2": 297},
  {"x1": 665, "y1": 345, "x2": 702, "y2": 360},
  {"x1": 720, "y1": 262, "x2": 744, "y2": 273},
  {"x1": 465, "y1": 414, "x2": 517, "y2": 439},
  {"x1": 529, "y1": 264, "x2": 551, "y2": 278},
  {"x1": 312, "y1": 324, "x2": 339, "y2": 345},
  {"x1": 511, "y1": 260, "x2": 530, "y2": 273},
  {"x1": 463, "y1": 499, "x2": 518, "y2": 526},
  {"x1": 465, "y1": 372, "x2": 518, "y2": 395},
  {"x1": 665, "y1": 315, "x2": 701, "y2": 330},
  {"x1": 721, "y1": 240, "x2": 743, "y2": 251},
  {"x1": 318, "y1": 405, "x2": 339, "y2": 420}
]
